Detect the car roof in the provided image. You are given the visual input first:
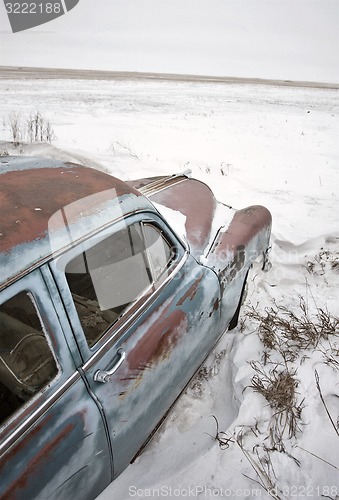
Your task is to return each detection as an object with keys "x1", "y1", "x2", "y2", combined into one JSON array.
[{"x1": 0, "y1": 156, "x2": 154, "y2": 291}]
